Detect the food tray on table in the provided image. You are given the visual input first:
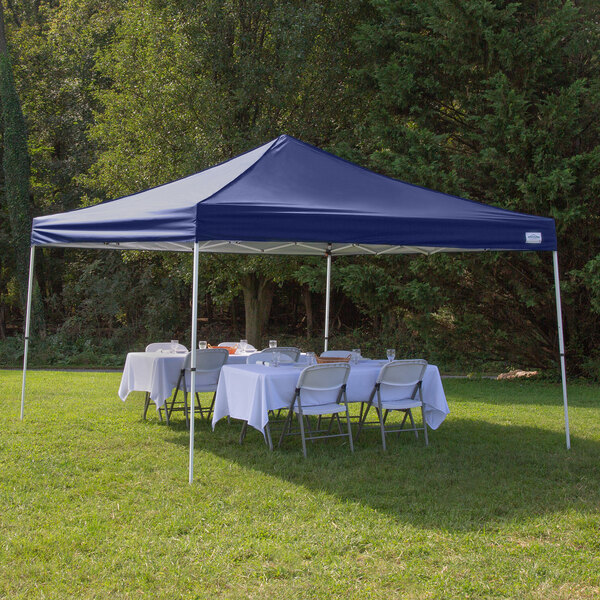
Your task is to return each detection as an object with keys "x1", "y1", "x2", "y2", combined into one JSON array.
[{"x1": 315, "y1": 355, "x2": 351, "y2": 364}]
